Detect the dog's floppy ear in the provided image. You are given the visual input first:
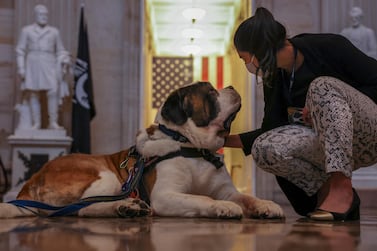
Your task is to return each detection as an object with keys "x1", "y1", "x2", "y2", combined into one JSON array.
[{"x1": 161, "y1": 90, "x2": 188, "y2": 125}]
